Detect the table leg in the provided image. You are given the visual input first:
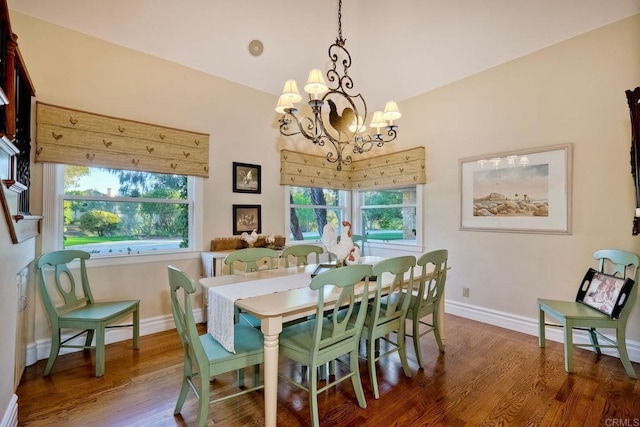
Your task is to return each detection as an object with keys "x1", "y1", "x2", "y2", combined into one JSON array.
[
  {"x1": 201, "y1": 290, "x2": 208, "y2": 323},
  {"x1": 260, "y1": 316, "x2": 283, "y2": 427}
]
